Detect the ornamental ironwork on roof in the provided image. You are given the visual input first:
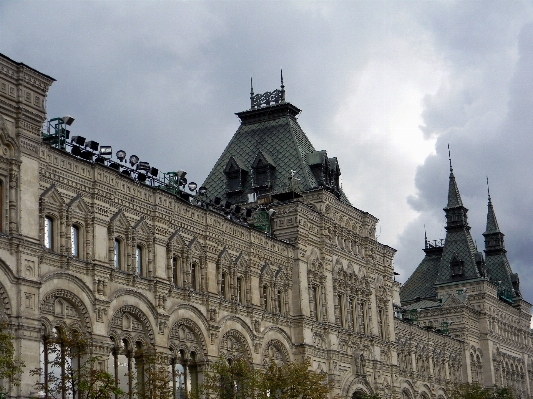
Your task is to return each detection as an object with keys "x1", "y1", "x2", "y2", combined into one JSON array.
[{"x1": 202, "y1": 74, "x2": 350, "y2": 205}]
